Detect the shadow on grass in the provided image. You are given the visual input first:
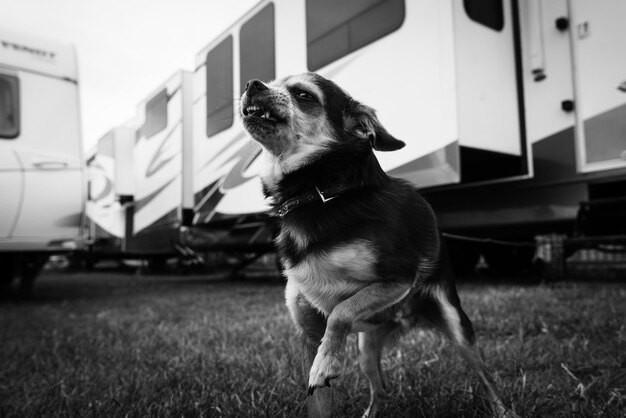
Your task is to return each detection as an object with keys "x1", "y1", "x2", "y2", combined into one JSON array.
[{"x1": 0, "y1": 269, "x2": 284, "y2": 304}]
